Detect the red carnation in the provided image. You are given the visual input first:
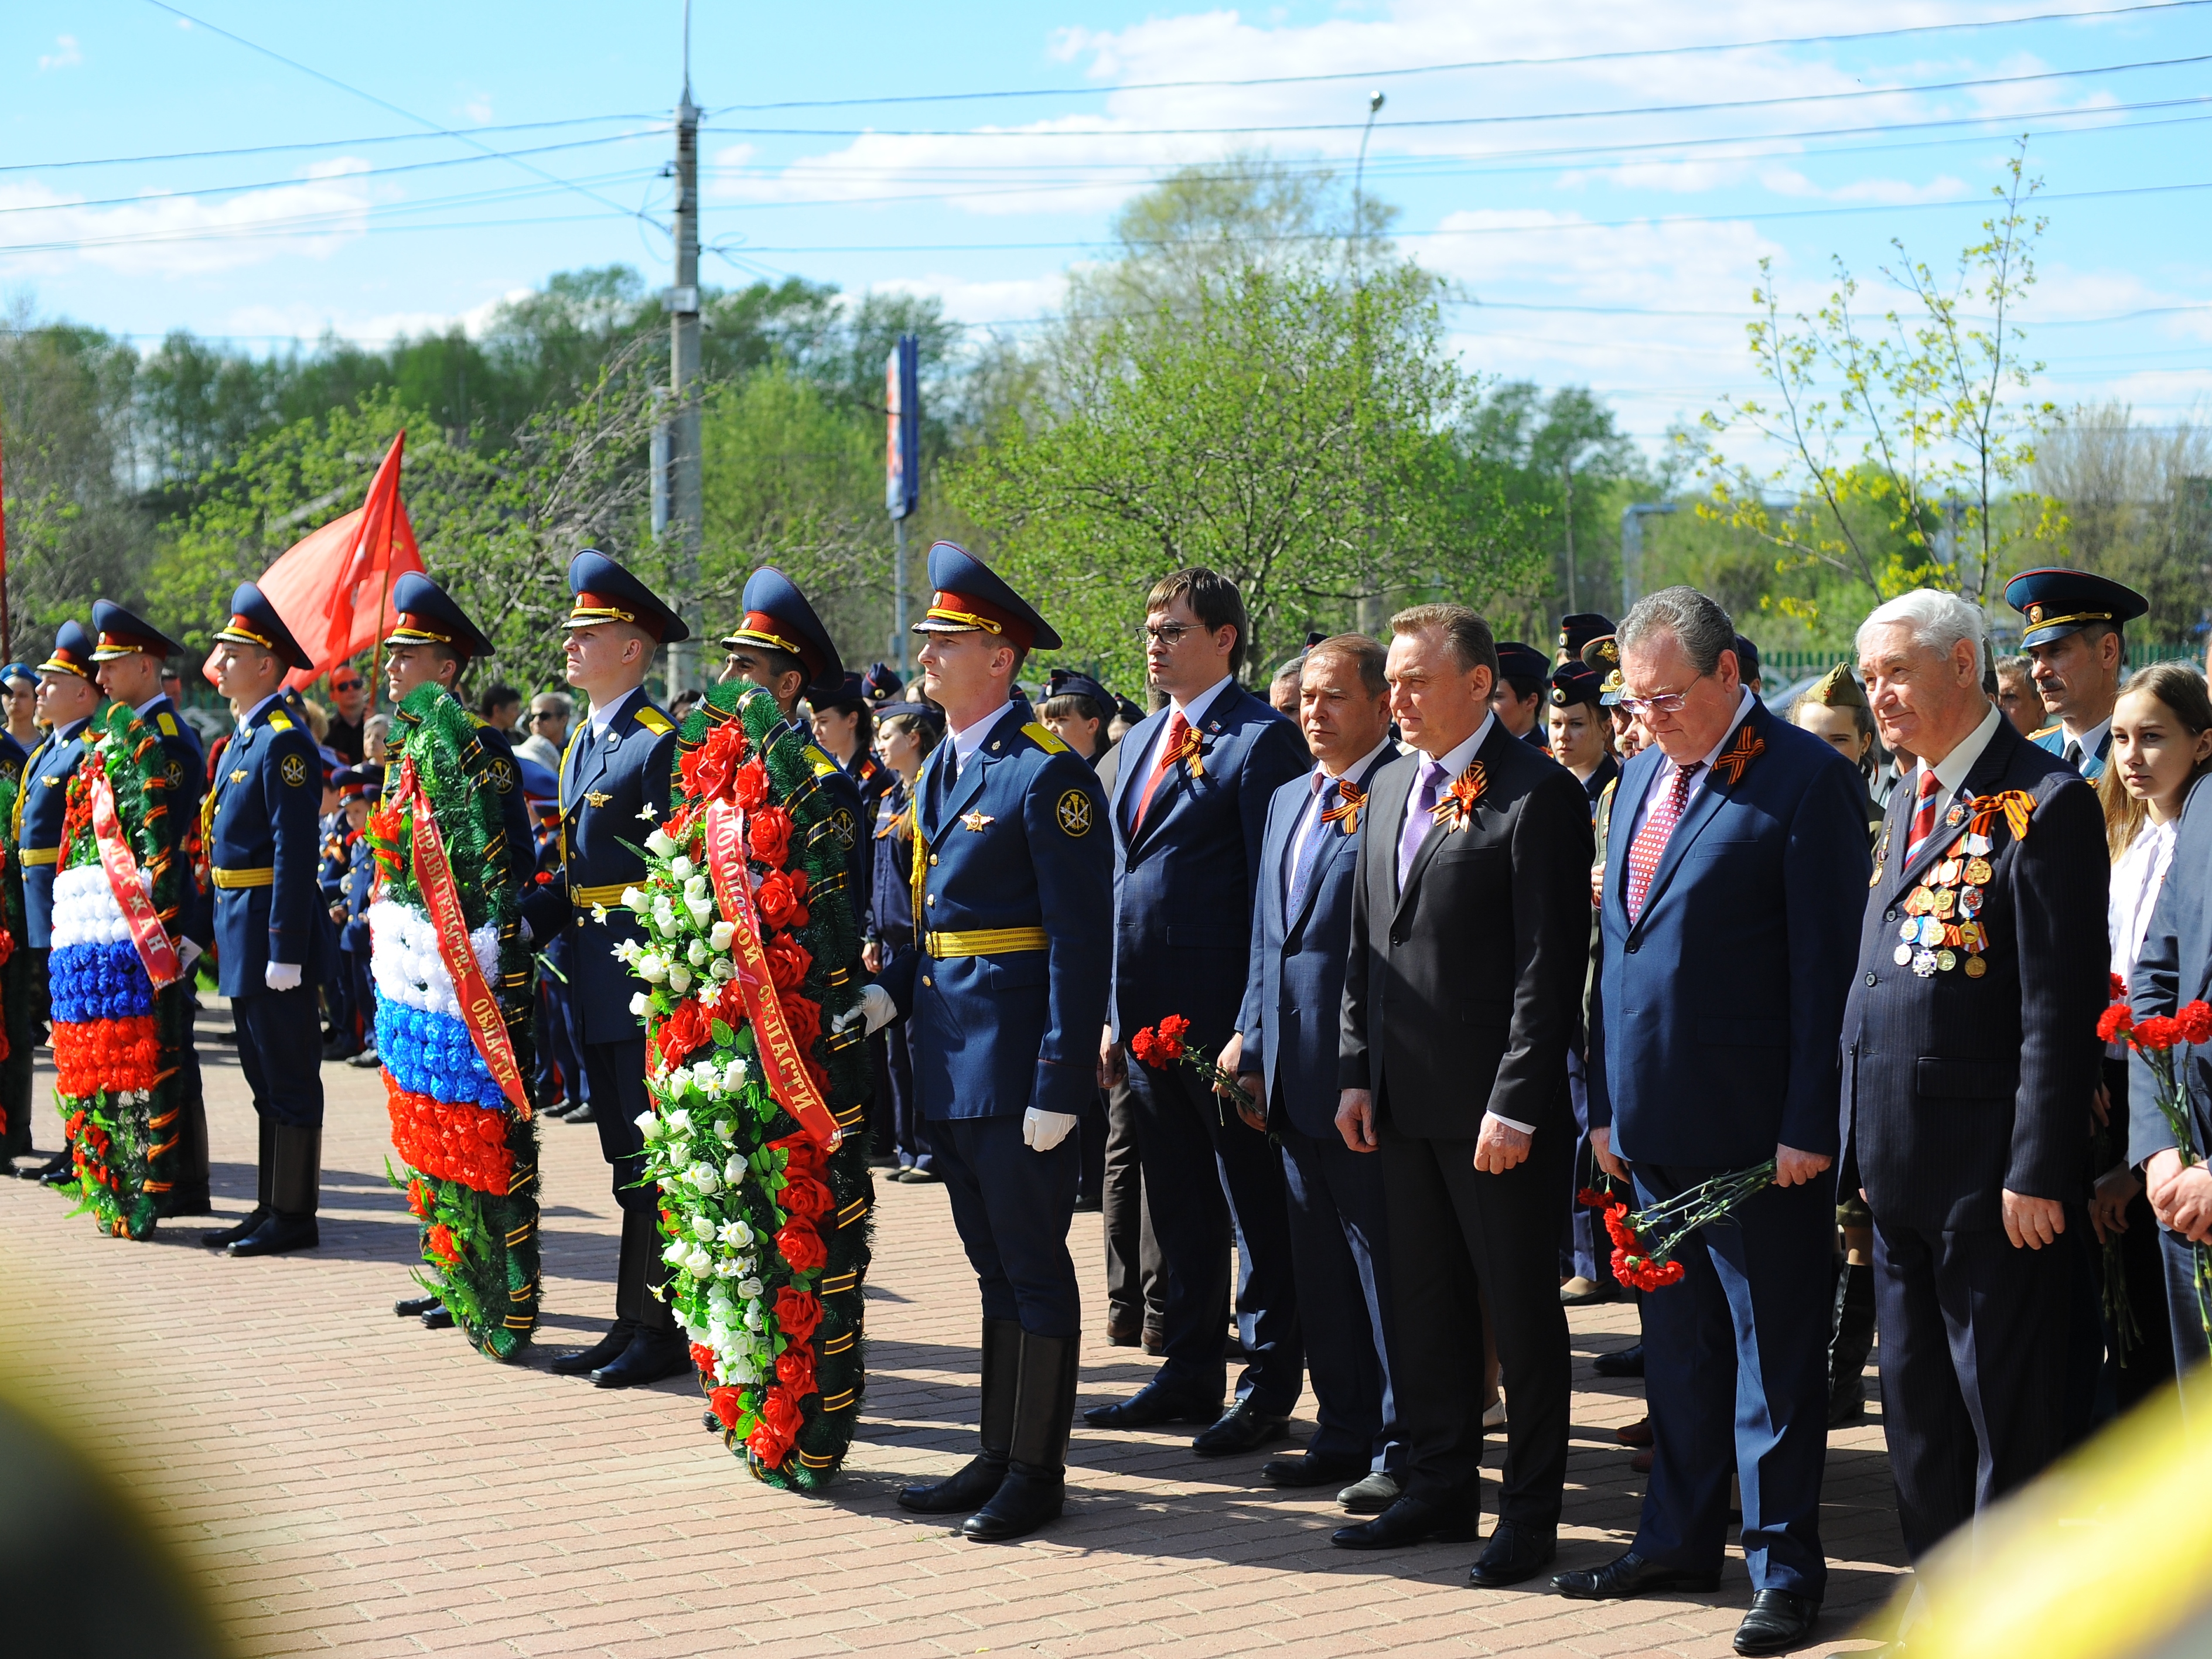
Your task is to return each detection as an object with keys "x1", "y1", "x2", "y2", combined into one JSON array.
[
  {"x1": 2111, "y1": 972, "x2": 2128, "y2": 1001},
  {"x1": 776, "y1": 1217, "x2": 828, "y2": 1274},
  {"x1": 748, "y1": 805, "x2": 794, "y2": 868},
  {"x1": 1575, "y1": 1187, "x2": 1610, "y2": 1209},
  {"x1": 1154, "y1": 1015, "x2": 1189, "y2": 1061},
  {"x1": 776, "y1": 1344, "x2": 818, "y2": 1398},
  {"x1": 764, "y1": 931, "x2": 813, "y2": 991},
  {"x1": 2136, "y1": 1015, "x2": 2183, "y2": 1052},
  {"x1": 733, "y1": 757, "x2": 770, "y2": 810},
  {"x1": 756, "y1": 870, "x2": 809, "y2": 931},
  {"x1": 1128, "y1": 1027, "x2": 1158, "y2": 1066},
  {"x1": 773, "y1": 1286, "x2": 824, "y2": 1343},
  {"x1": 2180, "y1": 1001, "x2": 2212, "y2": 1047},
  {"x1": 2098, "y1": 1002, "x2": 2136, "y2": 1044},
  {"x1": 426, "y1": 1224, "x2": 460, "y2": 1266},
  {"x1": 779, "y1": 1174, "x2": 834, "y2": 1222},
  {"x1": 708, "y1": 1384, "x2": 745, "y2": 1429}
]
